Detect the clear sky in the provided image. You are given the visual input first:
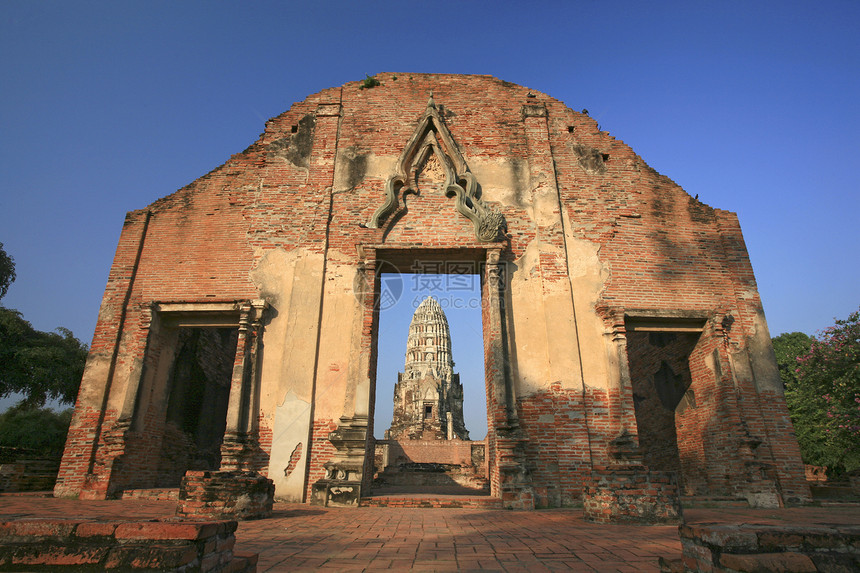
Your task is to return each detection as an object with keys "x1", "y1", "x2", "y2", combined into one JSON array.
[{"x1": 1, "y1": 1, "x2": 858, "y2": 419}]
